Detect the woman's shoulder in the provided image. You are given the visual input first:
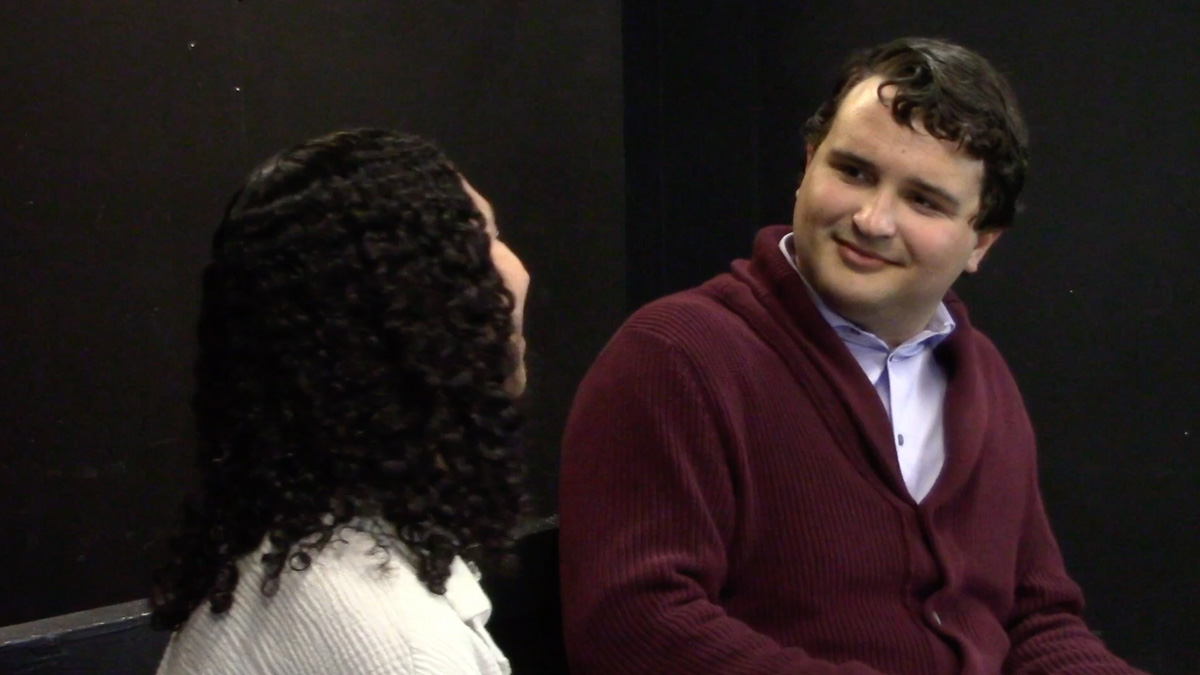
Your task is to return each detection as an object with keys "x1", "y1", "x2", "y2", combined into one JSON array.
[
  {"x1": 276, "y1": 523, "x2": 470, "y2": 626},
  {"x1": 282, "y1": 525, "x2": 509, "y2": 674},
  {"x1": 158, "y1": 524, "x2": 508, "y2": 675}
]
